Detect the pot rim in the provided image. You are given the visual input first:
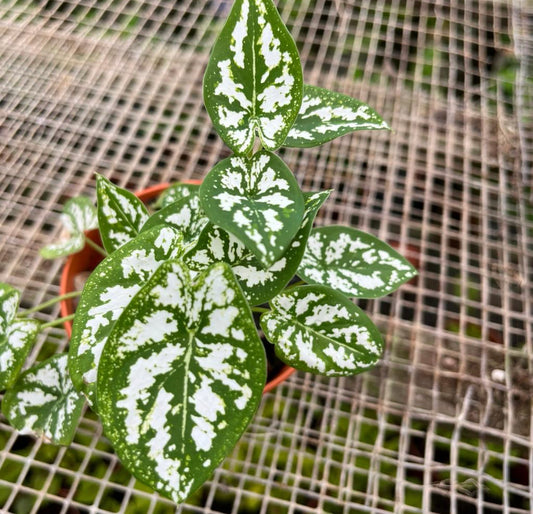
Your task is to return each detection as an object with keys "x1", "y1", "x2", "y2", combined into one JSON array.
[{"x1": 59, "y1": 180, "x2": 295, "y2": 394}]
